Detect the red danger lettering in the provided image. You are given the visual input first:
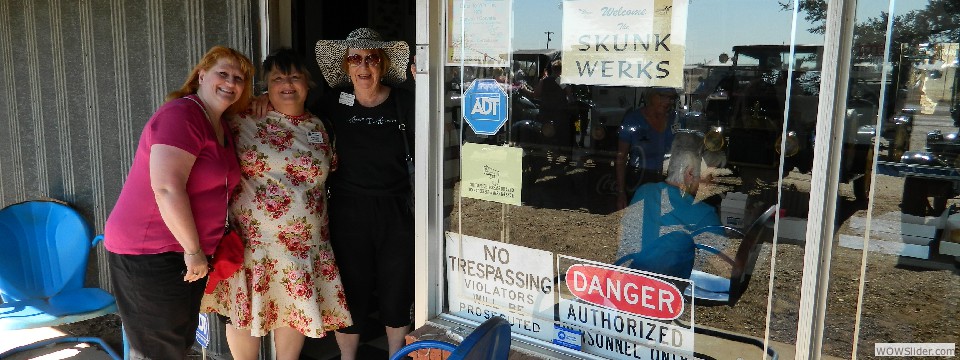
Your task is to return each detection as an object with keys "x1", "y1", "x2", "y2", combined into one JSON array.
[{"x1": 565, "y1": 264, "x2": 684, "y2": 320}]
